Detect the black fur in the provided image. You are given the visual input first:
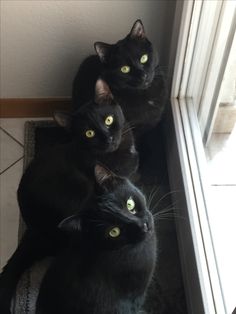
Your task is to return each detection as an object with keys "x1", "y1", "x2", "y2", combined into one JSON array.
[
  {"x1": 73, "y1": 20, "x2": 168, "y2": 139},
  {"x1": 0, "y1": 80, "x2": 138, "y2": 313},
  {"x1": 36, "y1": 170, "x2": 156, "y2": 314},
  {"x1": 55, "y1": 80, "x2": 139, "y2": 178},
  {"x1": 17, "y1": 78, "x2": 138, "y2": 230}
]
